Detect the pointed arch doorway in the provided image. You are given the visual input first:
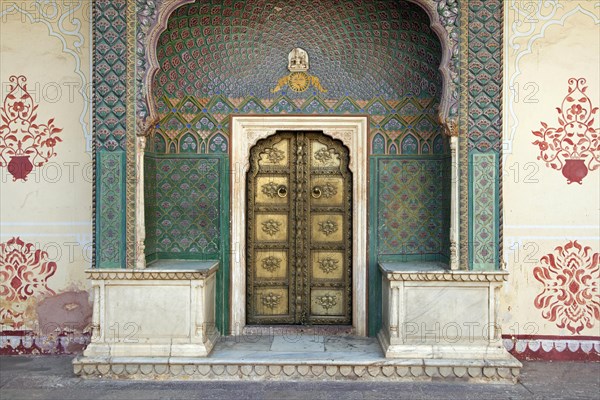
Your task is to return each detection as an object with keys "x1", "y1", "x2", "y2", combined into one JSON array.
[
  {"x1": 246, "y1": 131, "x2": 353, "y2": 325},
  {"x1": 230, "y1": 116, "x2": 368, "y2": 336}
]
